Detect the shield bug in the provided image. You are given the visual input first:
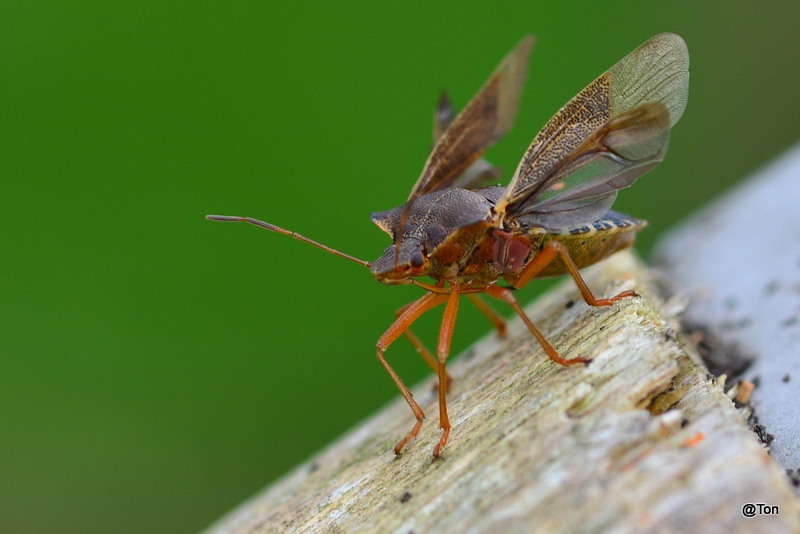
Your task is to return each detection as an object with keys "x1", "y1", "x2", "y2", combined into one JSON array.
[{"x1": 207, "y1": 33, "x2": 689, "y2": 458}]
